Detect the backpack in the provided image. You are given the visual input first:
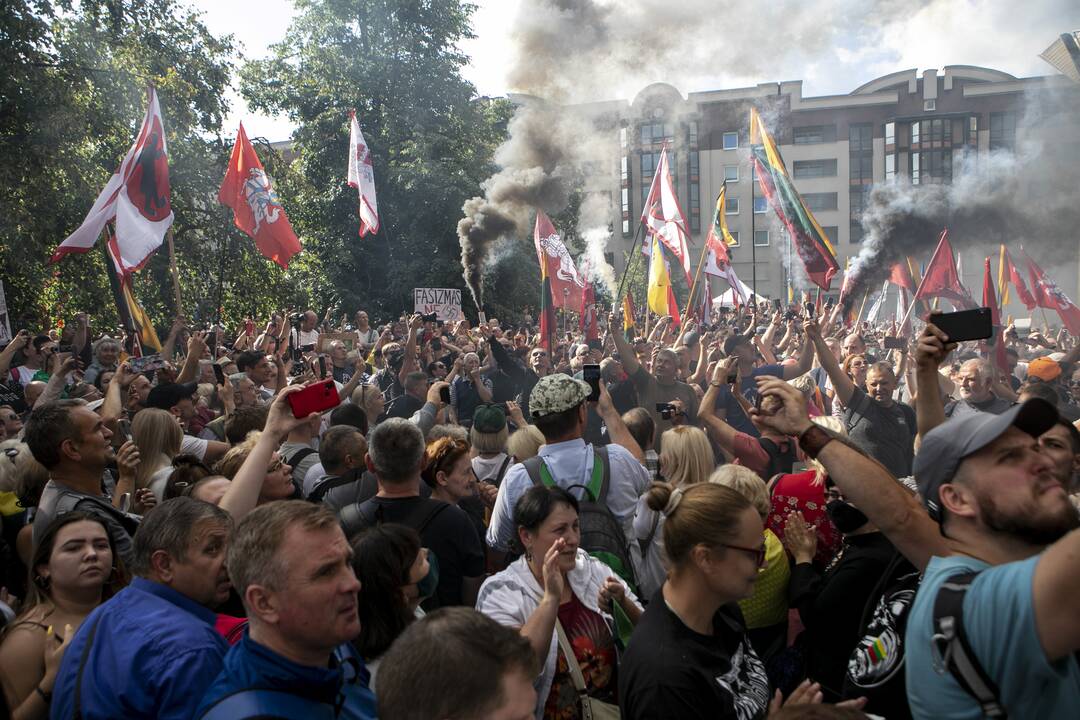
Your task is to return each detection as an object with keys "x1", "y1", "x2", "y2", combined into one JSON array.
[
  {"x1": 307, "y1": 471, "x2": 359, "y2": 504},
  {"x1": 521, "y1": 446, "x2": 637, "y2": 589},
  {"x1": 338, "y1": 495, "x2": 450, "y2": 541}
]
